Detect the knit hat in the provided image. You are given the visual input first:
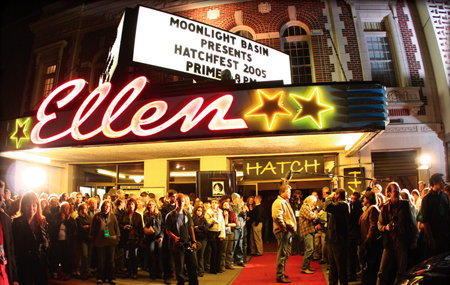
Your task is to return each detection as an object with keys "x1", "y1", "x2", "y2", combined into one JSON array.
[{"x1": 231, "y1": 193, "x2": 240, "y2": 201}]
